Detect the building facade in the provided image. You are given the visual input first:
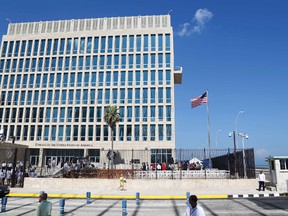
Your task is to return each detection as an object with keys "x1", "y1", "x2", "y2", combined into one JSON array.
[
  {"x1": 266, "y1": 156, "x2": 288, "y2": 192},
  {"x1": 0, "y1": 15, "x2": 182, "y2": 168}
]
